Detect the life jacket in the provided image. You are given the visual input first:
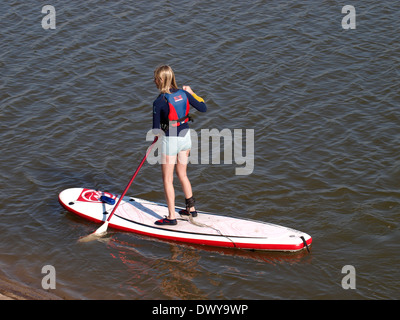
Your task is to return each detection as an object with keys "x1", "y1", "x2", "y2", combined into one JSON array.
[{"x1": 162, "y1": 89, "x2": 192, "y2": 130}]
